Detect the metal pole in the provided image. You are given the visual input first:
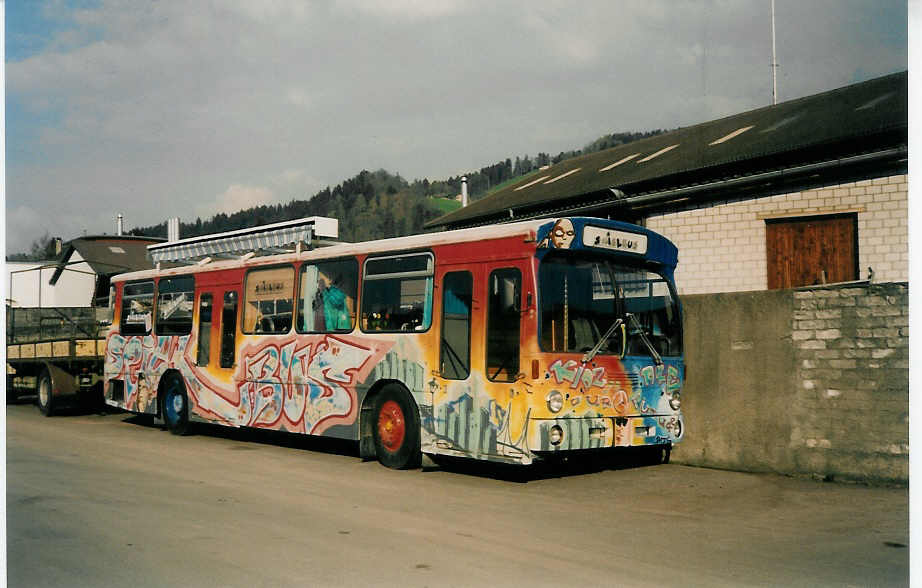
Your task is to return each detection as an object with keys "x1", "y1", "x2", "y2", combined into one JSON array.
[{"x1": 771, "y1": 0, "x2": 778, "y2": 105}]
